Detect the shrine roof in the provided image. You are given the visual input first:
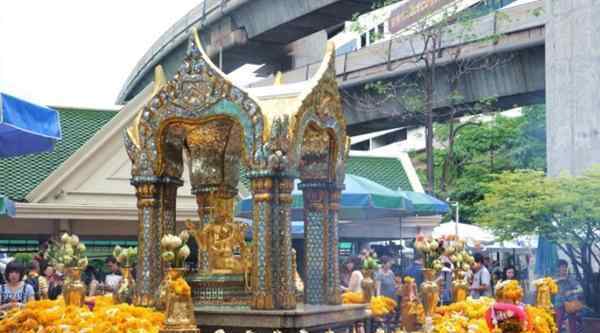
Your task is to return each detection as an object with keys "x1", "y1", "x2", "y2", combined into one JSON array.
[{"x1": 0, "y1": 107, "x2": 118, "y2": 201}]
